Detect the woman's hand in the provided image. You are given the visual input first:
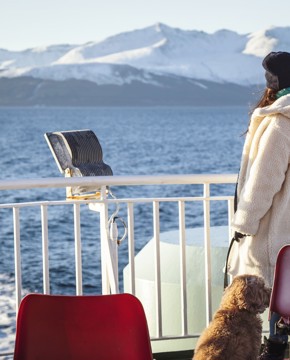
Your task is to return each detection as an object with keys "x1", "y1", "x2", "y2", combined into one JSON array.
[{"x1": 234, "y1": 231, "x2": 246, "y2": 242}]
